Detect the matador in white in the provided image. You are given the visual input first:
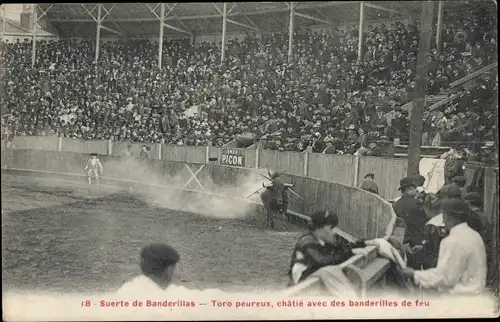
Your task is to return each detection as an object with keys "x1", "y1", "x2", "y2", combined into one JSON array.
[{"x1": 85, "y1": 153, "x2": 103, "y2": 185}]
